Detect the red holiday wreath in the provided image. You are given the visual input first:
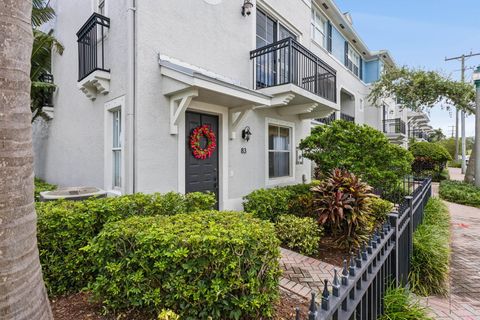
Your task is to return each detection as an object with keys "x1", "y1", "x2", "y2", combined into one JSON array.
[{"x1": 190, "y1": 125, "x2": 217, "y2": 160}]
